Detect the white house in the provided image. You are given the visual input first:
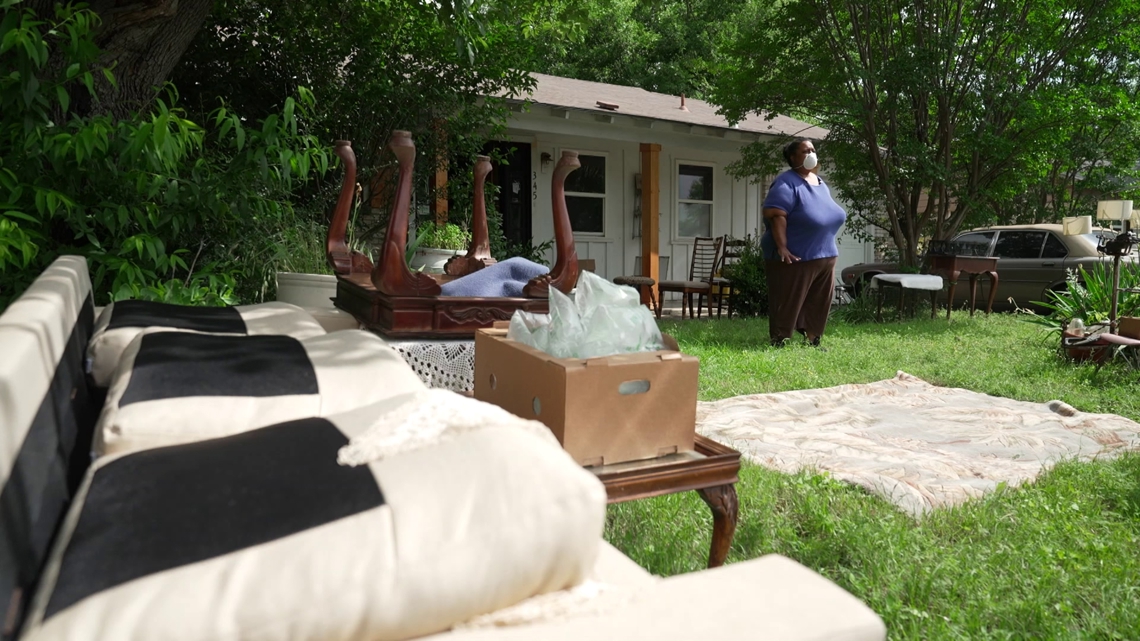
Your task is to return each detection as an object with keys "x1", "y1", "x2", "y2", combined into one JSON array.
[{"x1": 487, "y1": 72, "x2": 874, "y2": 292}]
